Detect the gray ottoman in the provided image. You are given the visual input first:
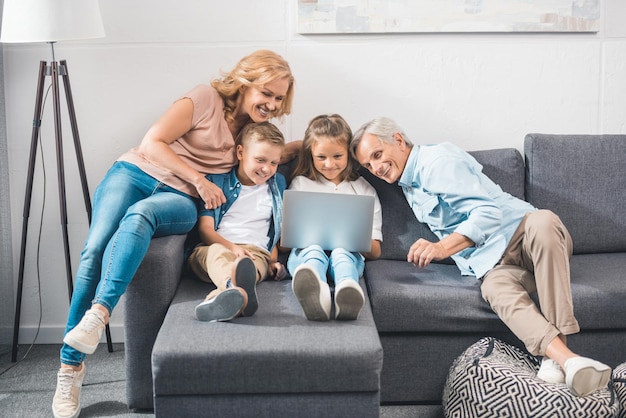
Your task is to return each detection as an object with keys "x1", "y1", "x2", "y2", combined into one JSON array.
[
  {"x1": 152, "y1": 276, "x2": 383, "y2": 418},
  {"x1": 443, "y1": 337, "x2": 619, "y2": 417}
]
